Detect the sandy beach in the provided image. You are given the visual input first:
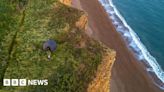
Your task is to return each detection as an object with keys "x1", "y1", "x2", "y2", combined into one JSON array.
[{"x1": 72, "y1": 0, "x2": 163, "y2": 92}]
